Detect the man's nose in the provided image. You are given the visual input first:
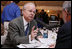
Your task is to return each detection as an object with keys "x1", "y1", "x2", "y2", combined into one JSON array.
[
  {"x1": 31, "y1": 12, "x2": 34, "y2": 14},
  {"x1": 31, "y1": 12, "x2": 34, "y2": 16}
]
